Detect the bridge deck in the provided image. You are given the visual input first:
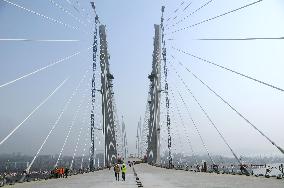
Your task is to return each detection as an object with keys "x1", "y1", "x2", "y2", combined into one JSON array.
[
  {"x1": 11, "y1": 168, "x2": 136, "y2": 188},
  {"x1": 135, "y1": 164, "x2": 284, "y2": 188},
  {"x1": 10, "y1": 164, "x2": 284, "y2": 188}
]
